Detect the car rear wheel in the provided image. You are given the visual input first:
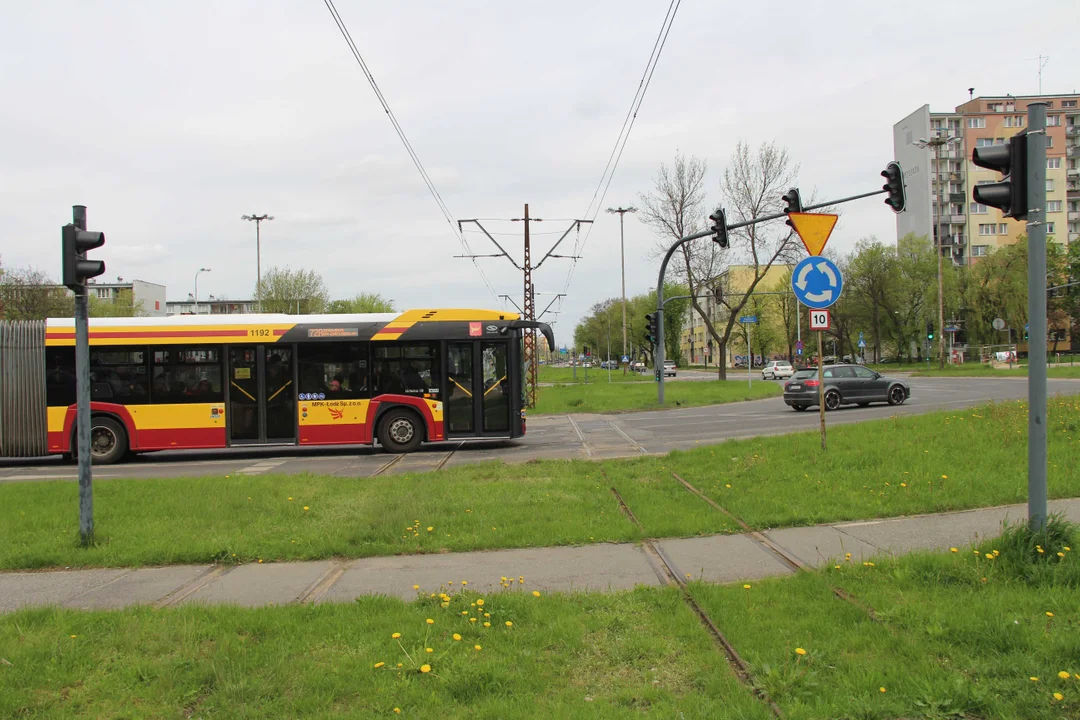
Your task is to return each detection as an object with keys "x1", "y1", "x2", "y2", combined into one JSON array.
[
  {"x1": 824, "y1": 390, "x2": 842, "y2": 411},
  {"x1": 887, "y1": 385, "x2": 907, "y2": 406}
]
